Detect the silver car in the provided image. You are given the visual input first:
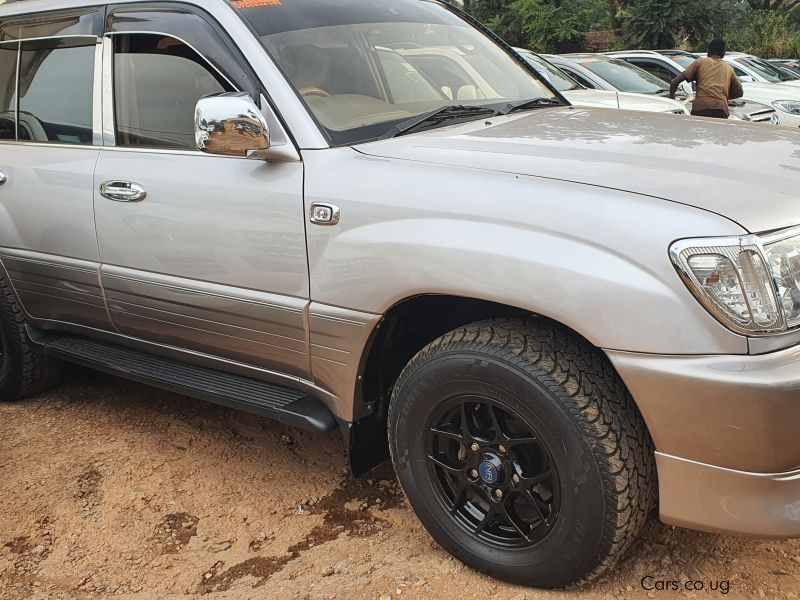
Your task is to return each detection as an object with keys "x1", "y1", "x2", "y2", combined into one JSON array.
[{"x1": 1, "y1": 0, "x2": 799, "y2": 589}]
